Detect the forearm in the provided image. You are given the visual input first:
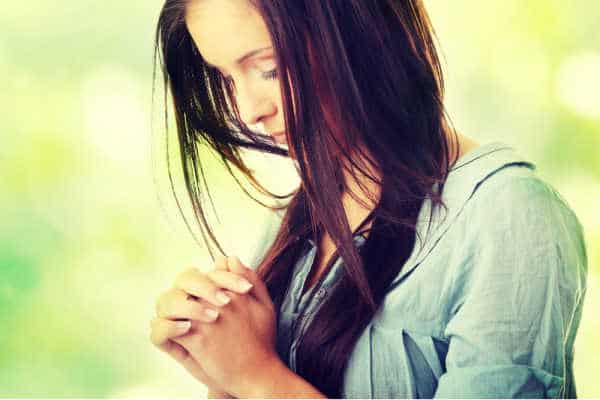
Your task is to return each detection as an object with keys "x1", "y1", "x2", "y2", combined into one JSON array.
[{"x1": 240, "y1": 356, "x2": 327, "y2": 399}]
